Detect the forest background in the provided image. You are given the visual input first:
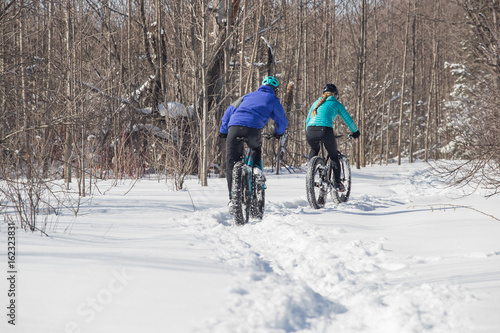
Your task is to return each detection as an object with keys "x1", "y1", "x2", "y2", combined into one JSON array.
[{"x1": 1, "y1": 0, "x2": 499, "y2": 231}]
